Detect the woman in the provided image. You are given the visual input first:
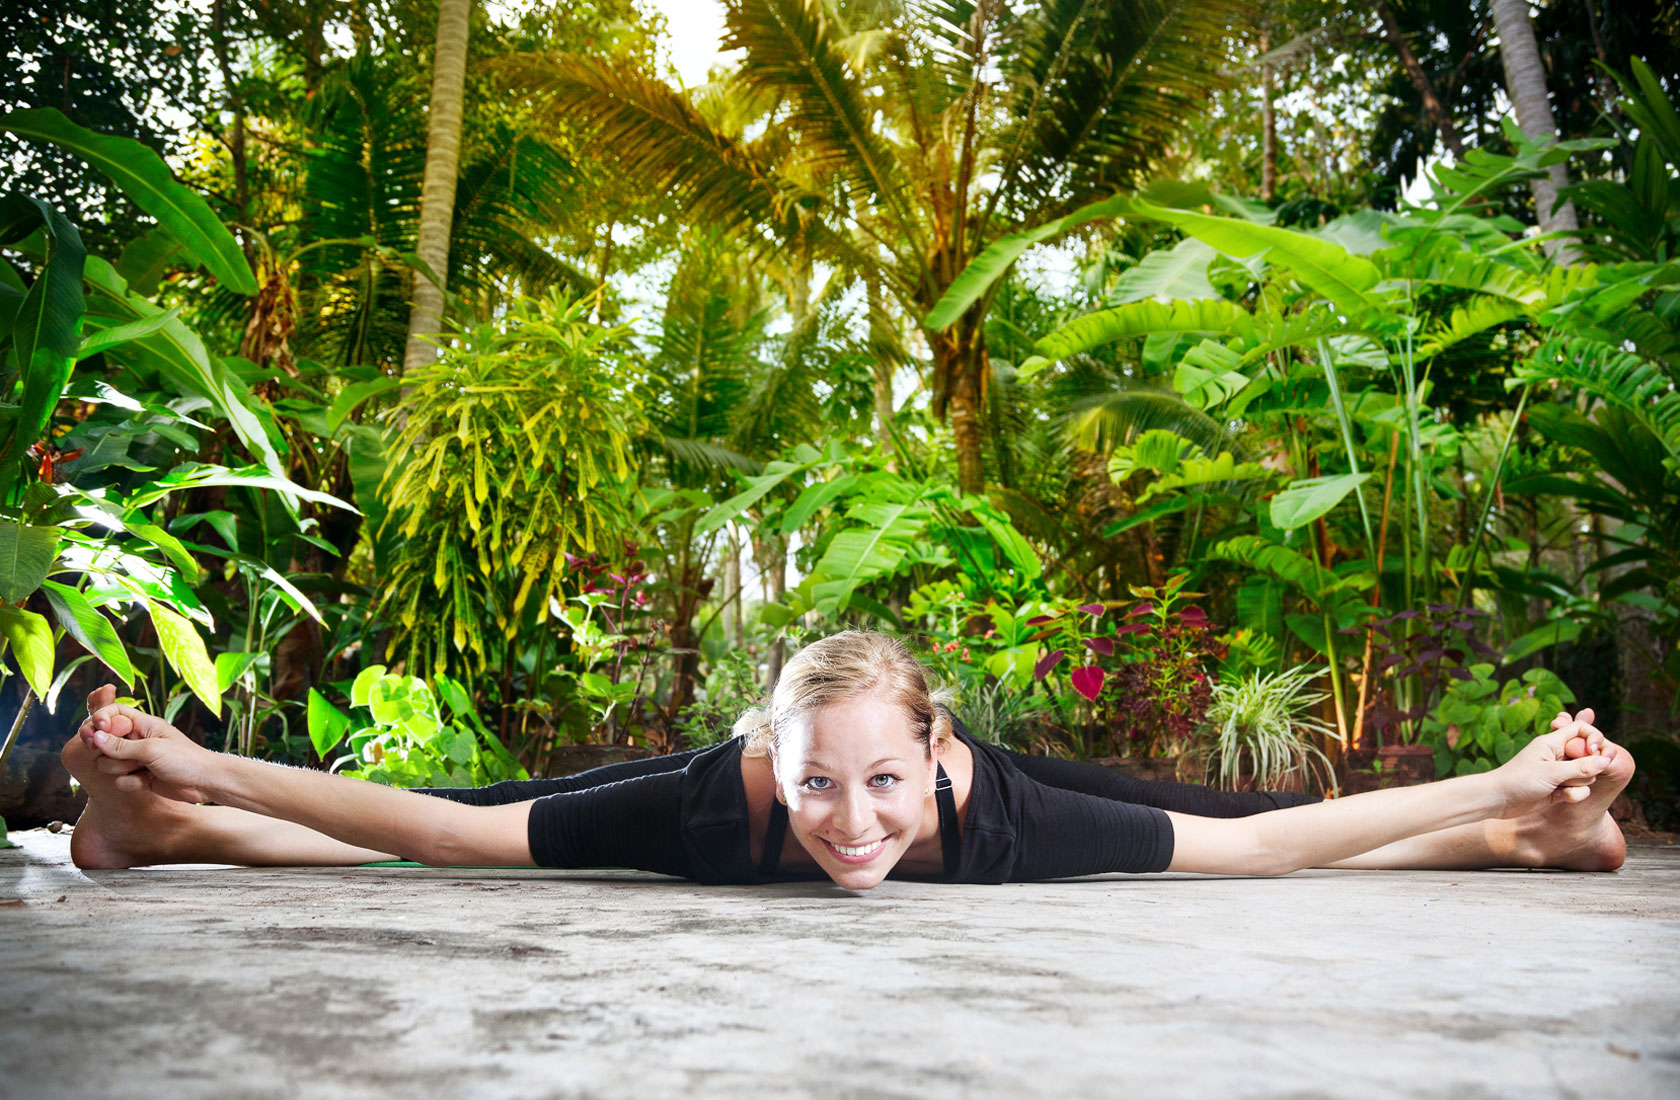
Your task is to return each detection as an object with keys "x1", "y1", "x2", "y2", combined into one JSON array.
[{"x1": 63, "y1": 632, "x2": 1631, "y2": 886}]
